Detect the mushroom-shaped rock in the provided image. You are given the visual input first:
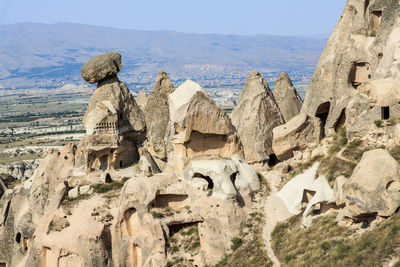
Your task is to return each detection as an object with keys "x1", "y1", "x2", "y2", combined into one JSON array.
[
  {"x1": 168, "y1": 80, "x2": 241, "y2": 174},
  {"x1": 144, "y1": 71, "x2": 175, "y2": 160},
  {"x1": 231, "y1": 71, "x2": 284, "y2": 164},
  {"x1": 273, "y1": 72, "x2": 303, "y2": 122},
  {"x1": 340, "y1": 149, "x2": 400, "y2": 221},
  {"x1": 272, "y1": 113, "x2": 322, "y2": 161},
  {"x1": 76, "y1": 53, "x2": 145, "y2": 172},
  {"x1": 81, "y1": 52, "x2": 122, "y2": 84}
]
